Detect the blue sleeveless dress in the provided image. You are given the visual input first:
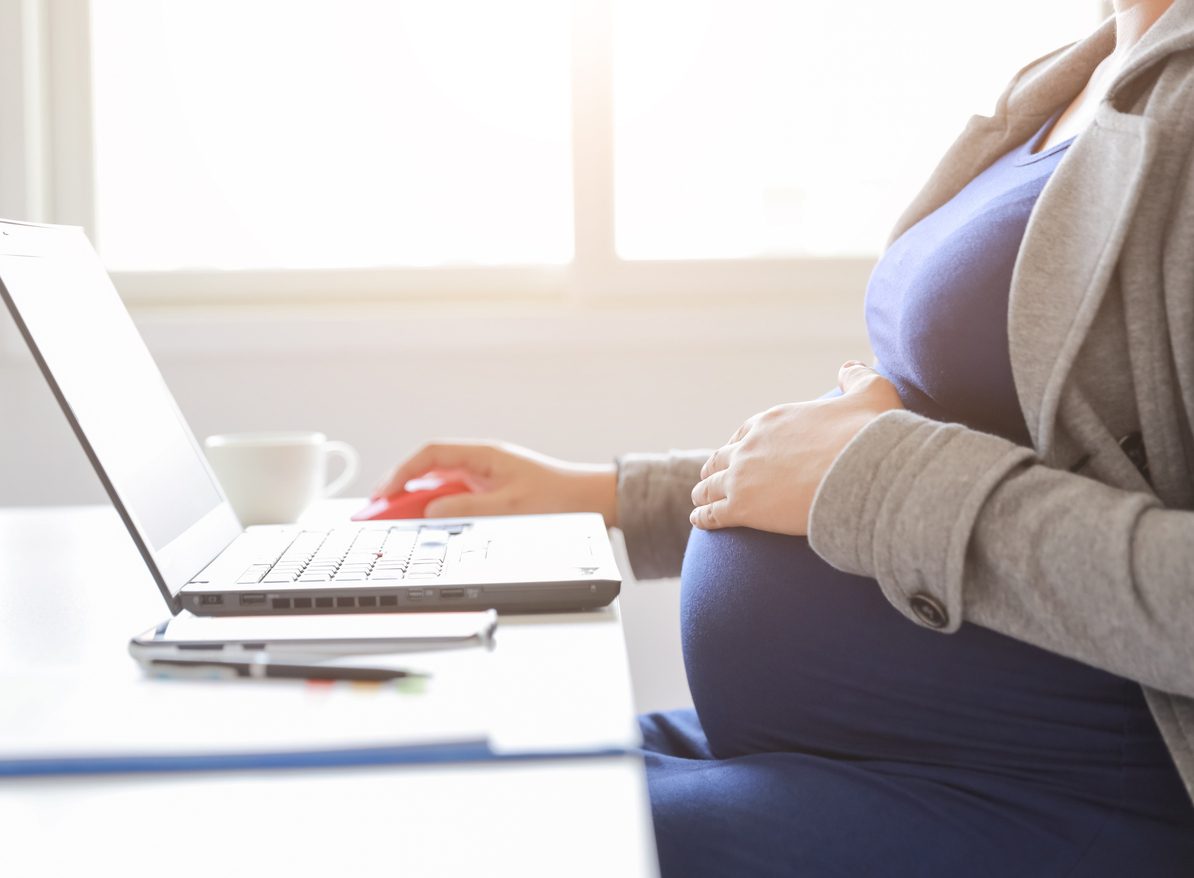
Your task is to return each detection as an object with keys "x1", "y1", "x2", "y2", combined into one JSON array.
[{"x1": 639, "y1": 114, "x2": 1194, "y2": 876}]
